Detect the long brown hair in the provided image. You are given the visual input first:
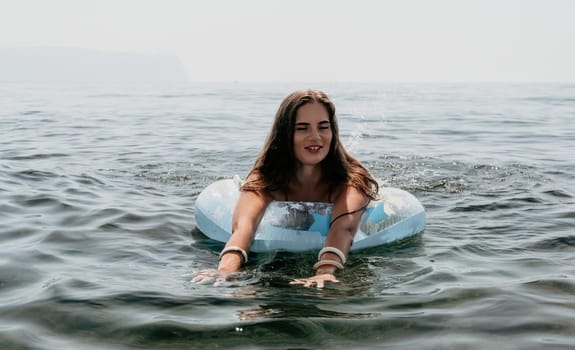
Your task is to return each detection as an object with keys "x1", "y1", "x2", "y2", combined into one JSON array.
[{"x1": 242, "y1": 89, "x2": 378, "y2": 200}]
